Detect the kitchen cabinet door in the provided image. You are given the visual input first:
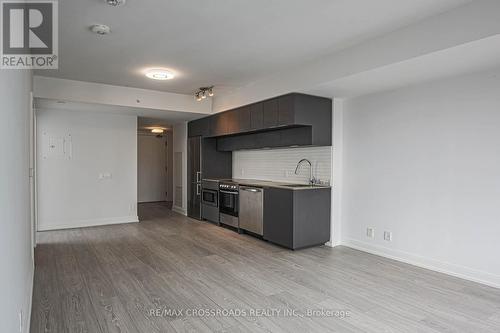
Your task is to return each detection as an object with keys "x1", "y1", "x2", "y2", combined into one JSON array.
[
  {"x1": 238, "y1": 105, "x2": 251, "y2": 132},
  {"x1": 278, "y1": 94, "x2": 295, "y2": 126},
  {"x1": 225, "y1": 110, "x2": 239, "y2": 135},
  {"x1": 209, "y1": 113, "x2": 225, "y2": 137},
  {"x1": 263, "y1": 98, "x2": 278, "y2": 128},
  {"x1": 263, "y1": 188, "x2": 293, "y2": 248},
  {"x1": 250, "y1": 103, "x2": 264, "y2": 130},
  {"x1": 188, "y1": 117, "x2": 209, "y2": 137}
]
